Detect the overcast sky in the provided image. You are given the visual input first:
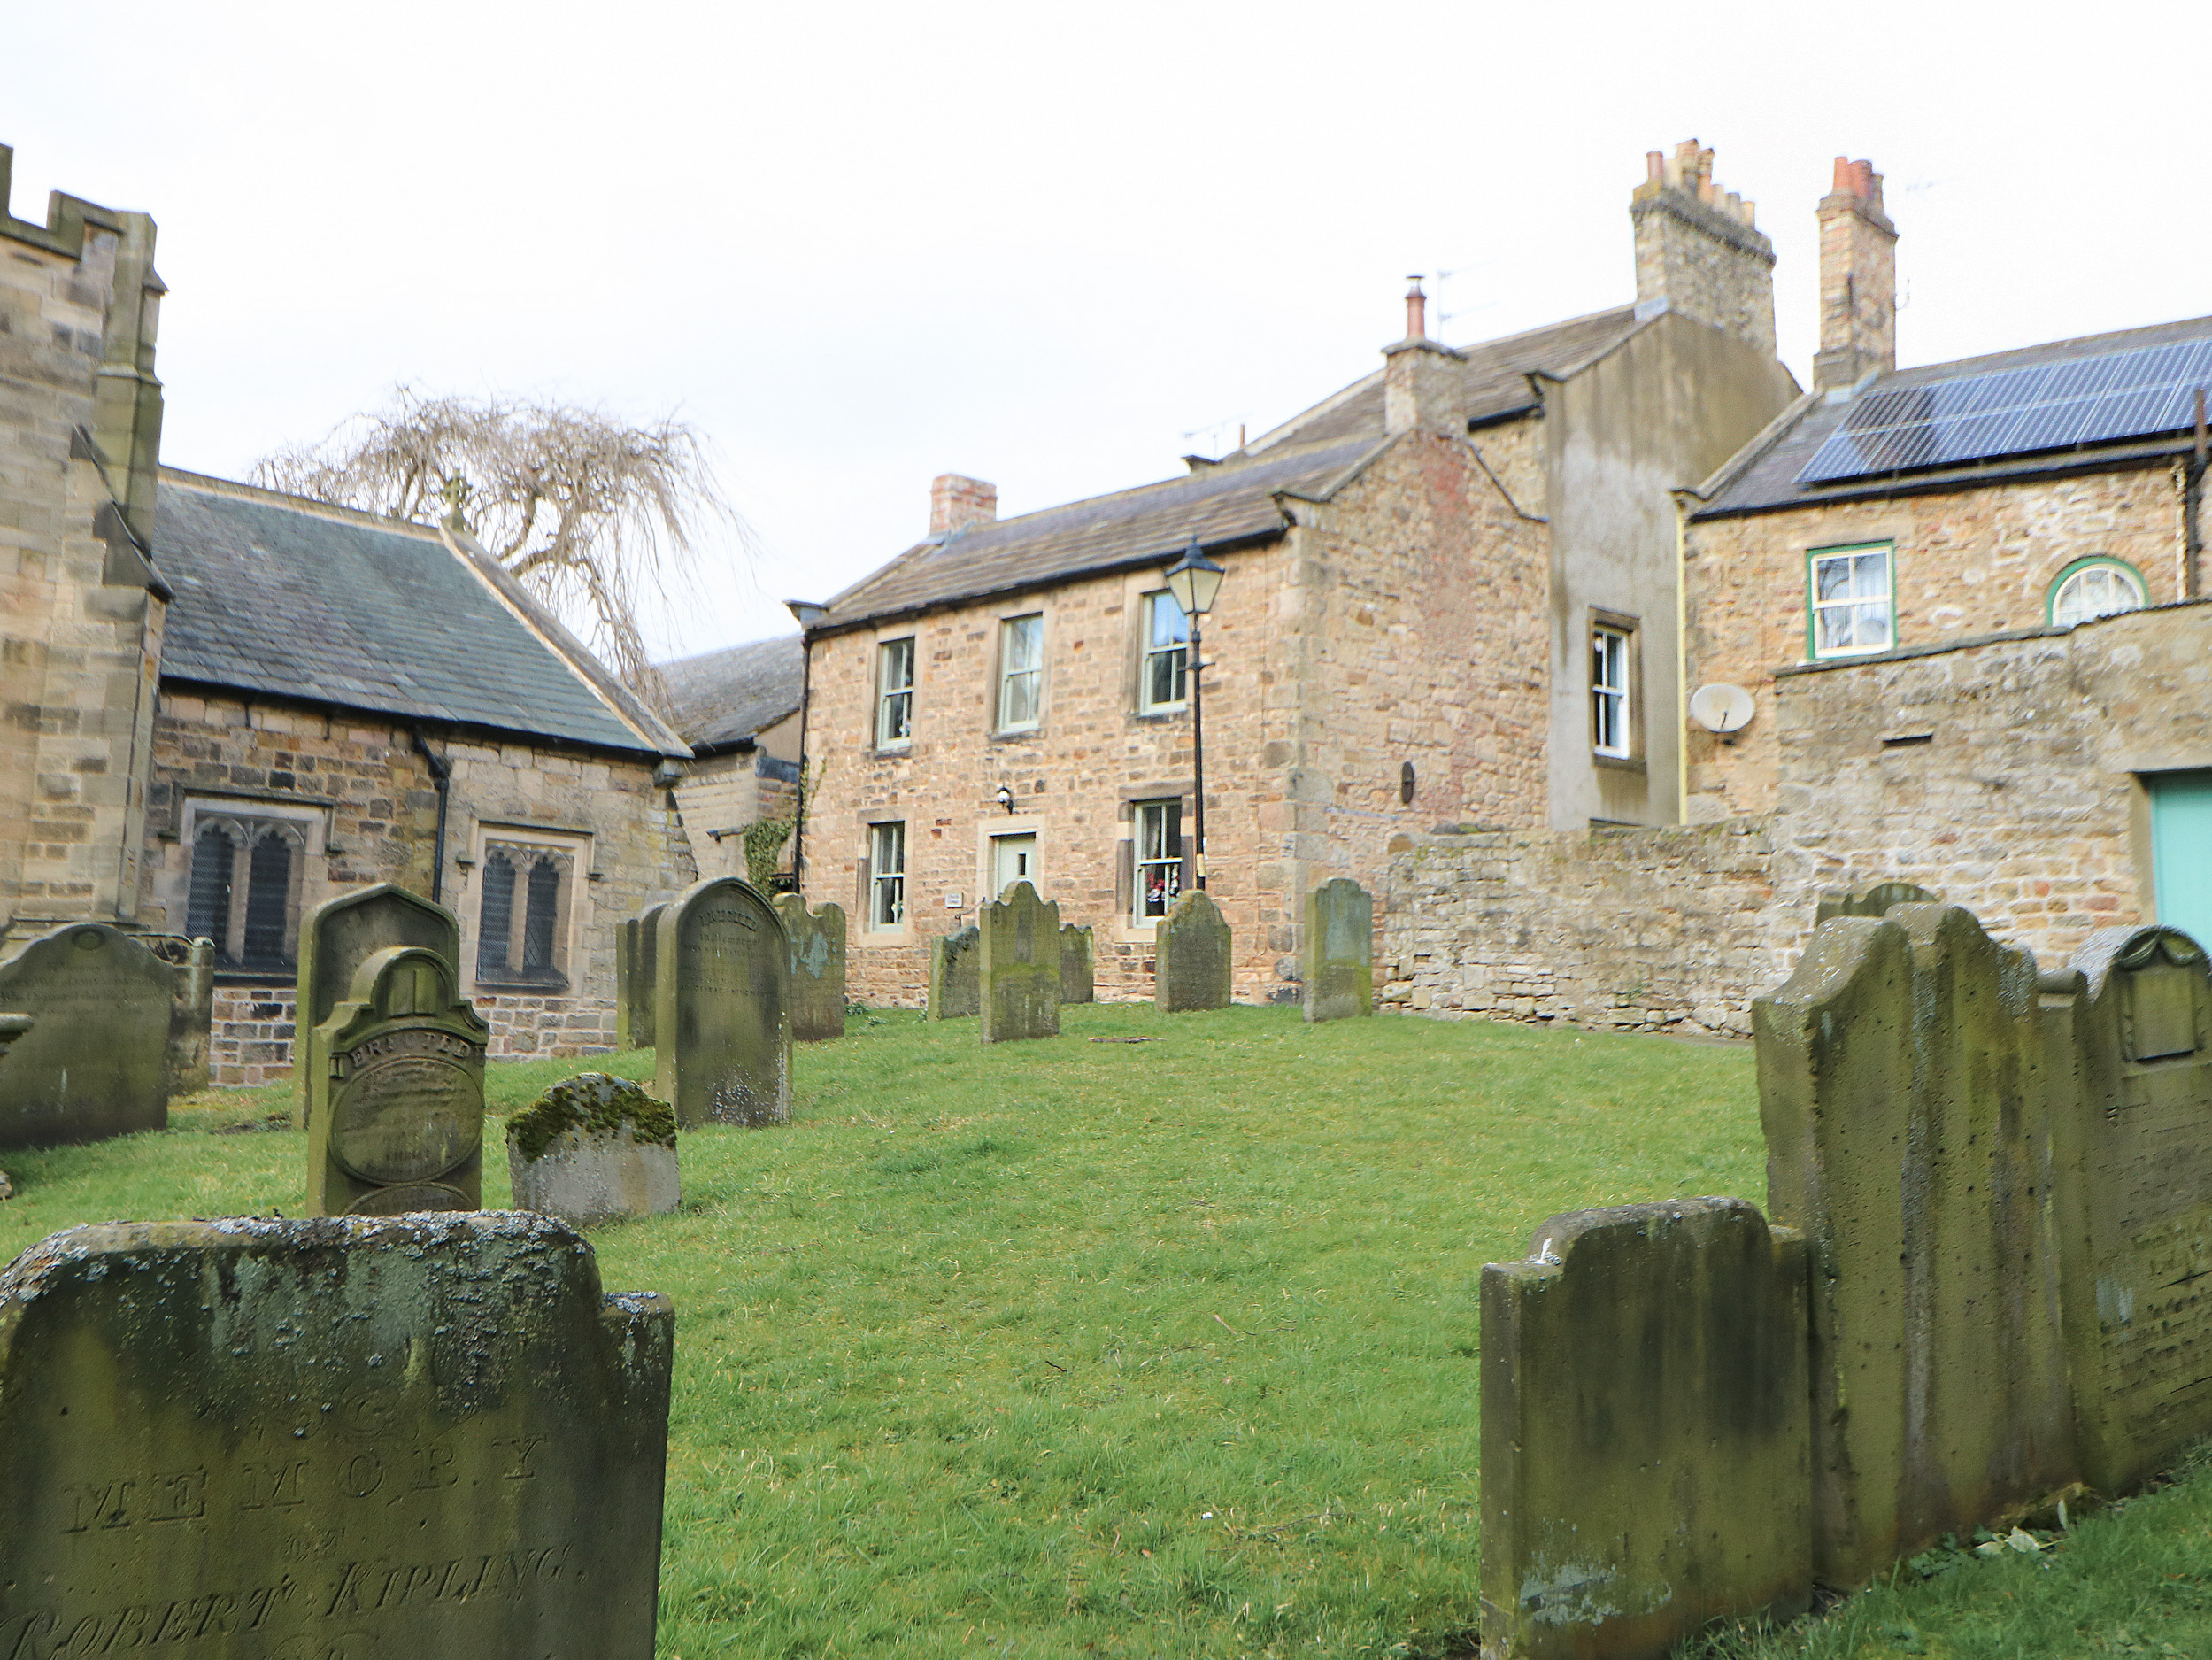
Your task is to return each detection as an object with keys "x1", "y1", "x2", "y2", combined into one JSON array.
[{"x1": 11, "y1": 0, "x2": 2209, "y2": 662}]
